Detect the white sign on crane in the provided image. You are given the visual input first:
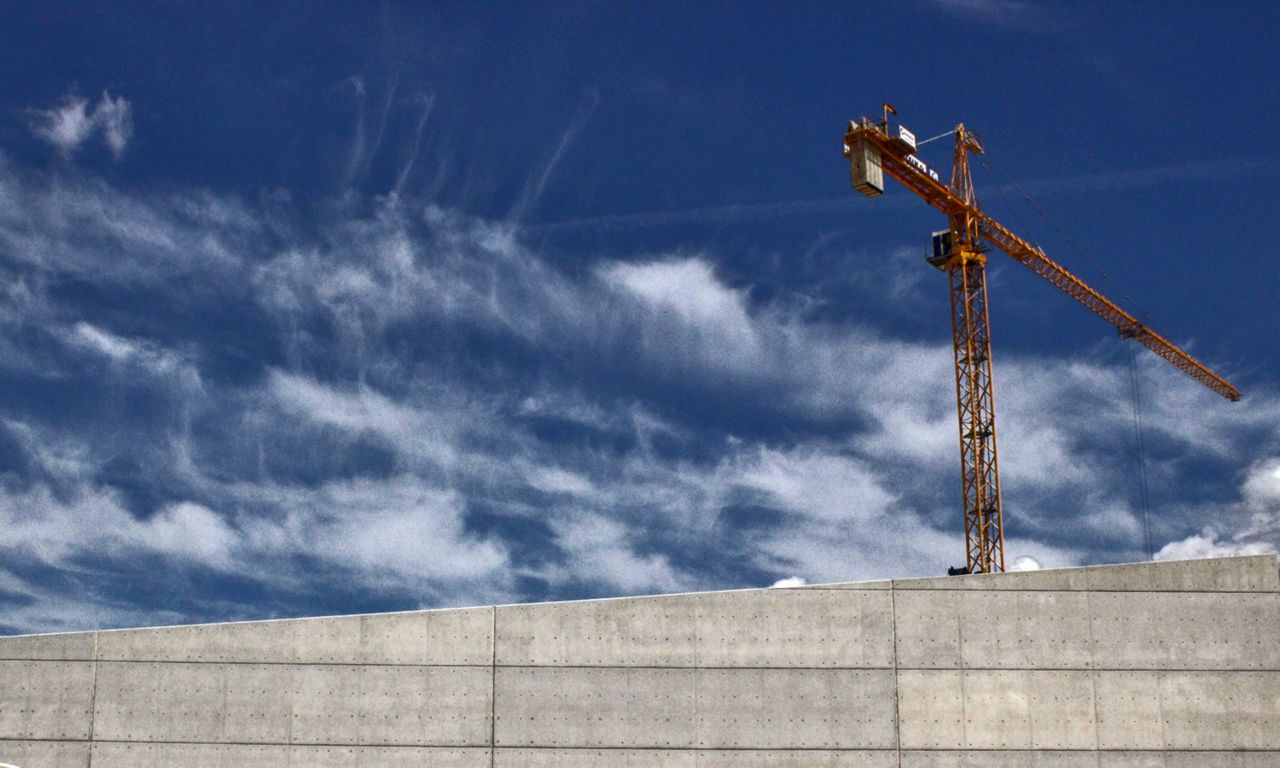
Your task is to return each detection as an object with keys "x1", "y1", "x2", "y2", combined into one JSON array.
[{"x1": 897, "y1": 125, "x2": 916, "y2": 150}]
